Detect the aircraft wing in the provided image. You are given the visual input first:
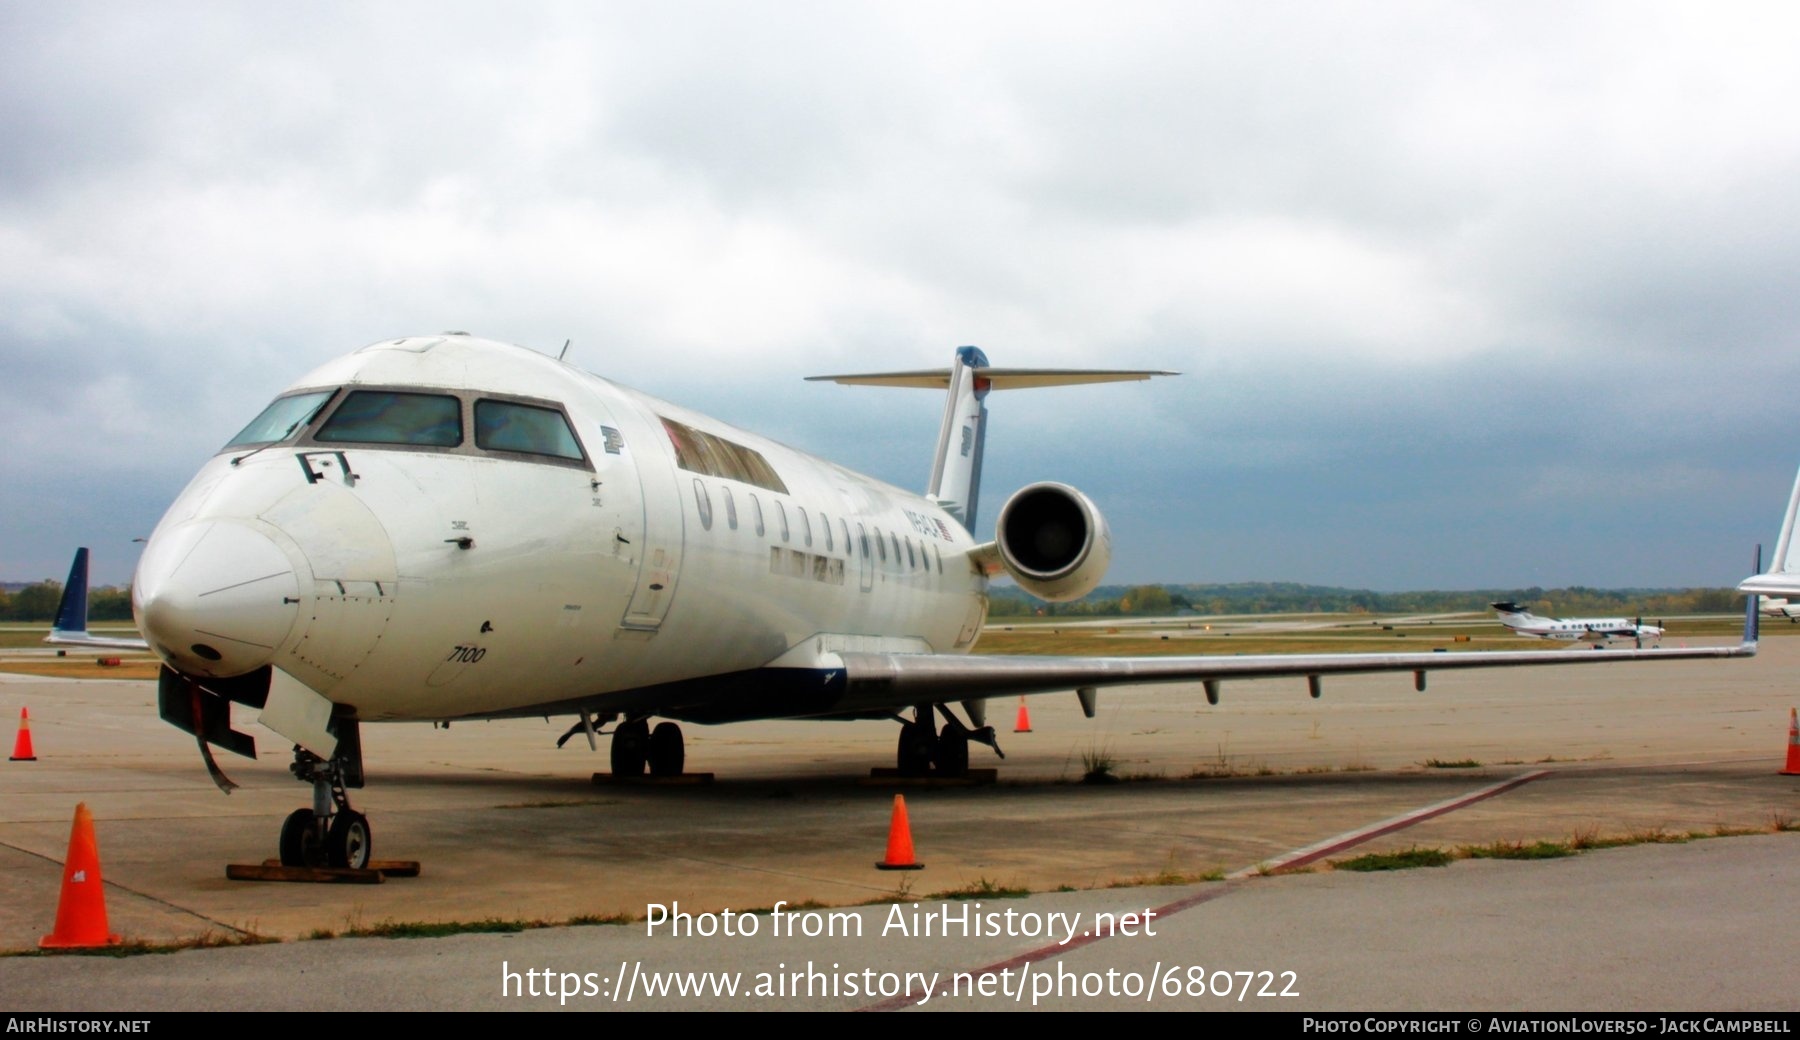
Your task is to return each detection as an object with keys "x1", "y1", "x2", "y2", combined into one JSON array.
[
  {"x1": 42, "y1": 548, "x2": 150, "y2": 652},
  {"x1": 825, "y1": 602, "x2": 1757, "y2": 714}
]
